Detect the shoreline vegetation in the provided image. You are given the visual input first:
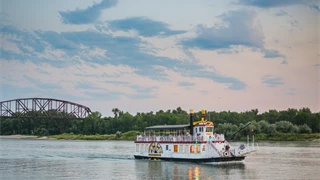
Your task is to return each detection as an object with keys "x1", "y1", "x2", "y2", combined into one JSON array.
[
  {"x1": 1, "y1": 132, "x2": 320, "y2": 141},
  {"x1": 1, "y1": 107, "x2": 319, "y2": 142}
]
